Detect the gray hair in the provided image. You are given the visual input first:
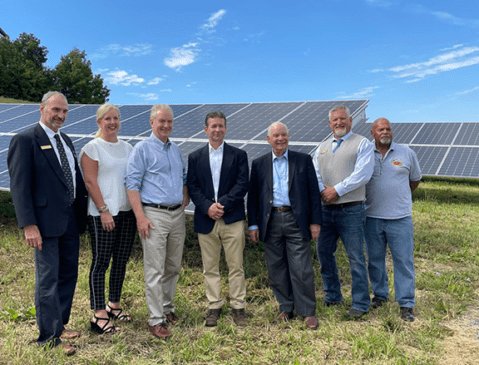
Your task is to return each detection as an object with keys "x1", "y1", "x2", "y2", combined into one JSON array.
[
  {"x1": 267, "y1": 121, "x2": 289, "y2": 137},
  {"x1": 41, "y1": 91, "x2": 68, "y2": 107},
  {"x1": 150, "y1": 104, "x2": 174, "y2": 121},
  {"x1": 329, "y1": 105, "x2": 350, "y2": 120}
]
